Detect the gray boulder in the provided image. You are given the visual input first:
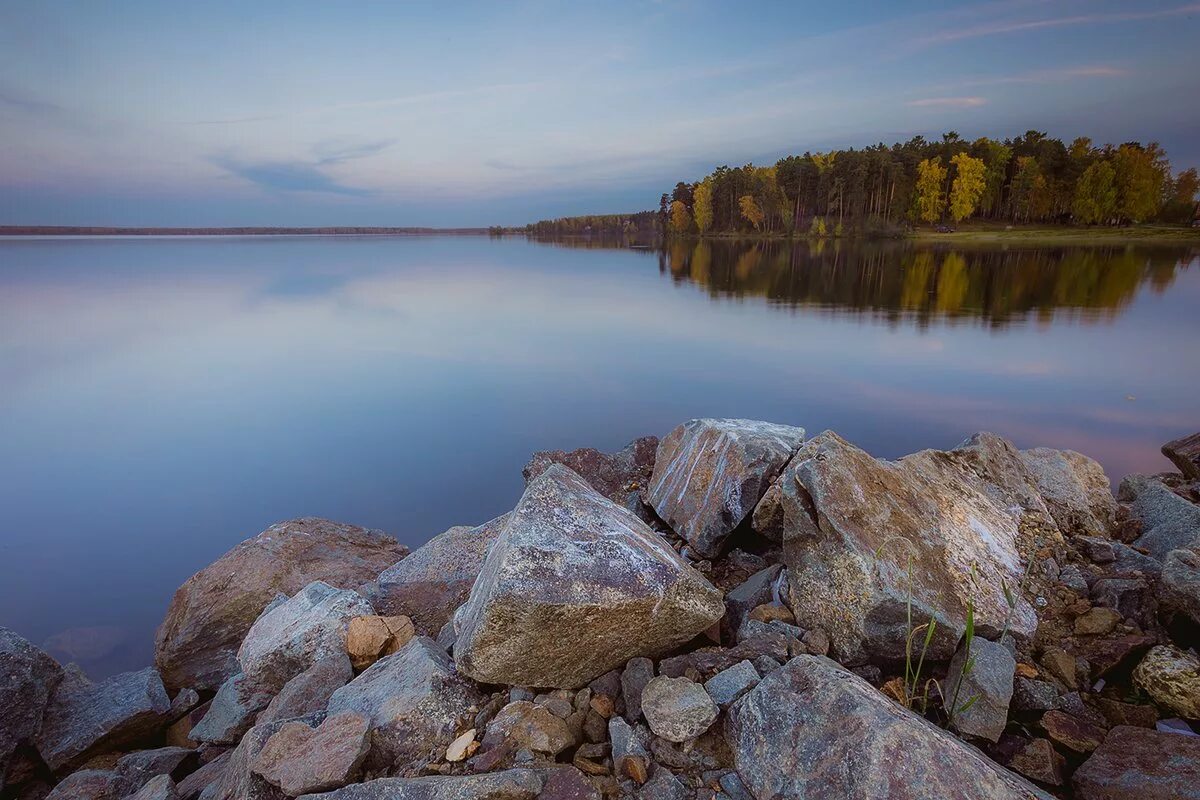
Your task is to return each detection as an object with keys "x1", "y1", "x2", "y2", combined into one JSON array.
[
  {"x1": 203, "y1": 712, "x2": 322, "y2": 800},
  {"x1": 0, "y1": 627, "x2": 63, "y2": 788},
  {"x1": 648, "y1": 418, "x2": 805, "y2": 558},
  {"x1": 364, "y1": 514, "x2": 508, "y2": 636},
  {"x1": 35, "y1": 665, "x2": 171, "y2": 771},
  {"x1": 754, "y1": 432, "x2": 1037, "y2": 664},
  {"x1": 44, "y1": 768, "x2": 116, "y2": 800},
  {"x1": 294, "y1": 770, "x2": 542, "y2": 799},
  {"x1": 258, "y1": 653, "x2": 353, "y2": 726},
  {"x1": 726, "y1": 655, "x2": 1050, "y2": 799},
  {"x1": 1120, "y1": 474, "x2": 1200, "y2": 561},
  {"x1": 1019, "y1": 447, "x2": 1116, "y2": 537},
  {"x1": 252, "y1": 712, "x2": 370, "y2": 797},
  {"x1": 111, "y1": 747, "x2": 195, "y2": 797},
  {"x1": 944, "y1": 637, "x2": 1015, "y2": 742},
  {"x1": 190, "y1": 672, "x2": 272, "y2": 745},
  {"x1": 1159, "y1": 545, "x2": 1200, "y2": 624},
  {"x1": 155, "y1": 517, "x2": 406, "y2": 693},
  {"x1": 129, "y1": 775, "x2": 179, "y2": 800},
  {"x1": 640, "y1": 676, "x2": 719, "y2": 743},
  {"x1": 454, "y1": 465, "x2": 724, "y2": 689},
  {"x1": 326, "y1": 637, "x2": 482, "y2": 774},
  {"x1": 703, "y1": 660, "x2": 760, "y2": 709},
  {"x1": 237, "y1": 581, "x2": 372, "y2": 693}
]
